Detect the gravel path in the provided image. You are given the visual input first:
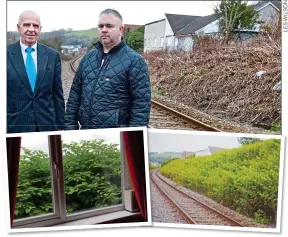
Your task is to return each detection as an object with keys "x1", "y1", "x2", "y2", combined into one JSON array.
[{"x1": 61, "y1": 57, "x2": 82, "y2": 104}]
